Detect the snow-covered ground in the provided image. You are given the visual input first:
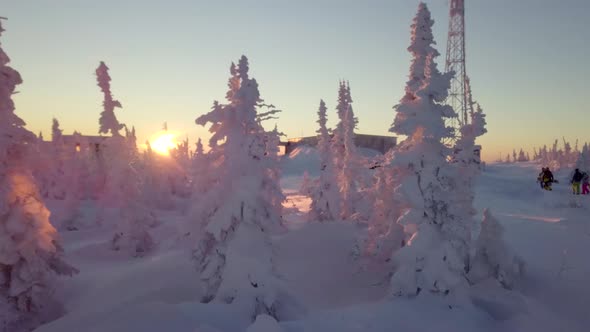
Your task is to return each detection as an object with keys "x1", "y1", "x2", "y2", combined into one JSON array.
[{"x1": 34, "y1": 153, "x2": 590, "y2": 332}]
